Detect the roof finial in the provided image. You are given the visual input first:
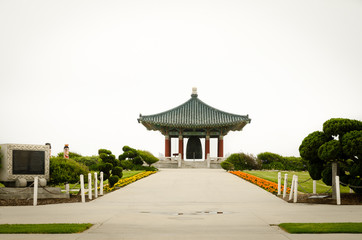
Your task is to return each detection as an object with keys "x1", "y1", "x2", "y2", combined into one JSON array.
[{"x1": 191, "y1": 87, "x2": 198, "y2": 97}]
